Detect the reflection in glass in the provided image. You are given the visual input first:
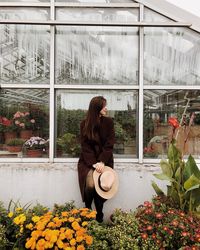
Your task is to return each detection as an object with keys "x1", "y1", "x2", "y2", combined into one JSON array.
[
  {"x1": 56, "y1": 90, "x2": 138, "y2": 158},
  {"x1": 56, "y1": 8, "x2": 138, "y2": 22},
  {"x1": 0, "y1": 8, "x2": 49, "y2": 20},
  {"x1": 0, "y1": 89, "x2": 49, "y2": 158},
  {"x1": 0, "y1": 25, "x2": 50, "y2": 84},
  {"x1": 144, "y1": 90, "x2": 200, "y2": 158},
  {"x1": 144, "y1": 27, "x2": 200, "y2": 85},
  {"x1": 56, "y1": 26, "x2": 138, "y2": 85}
]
